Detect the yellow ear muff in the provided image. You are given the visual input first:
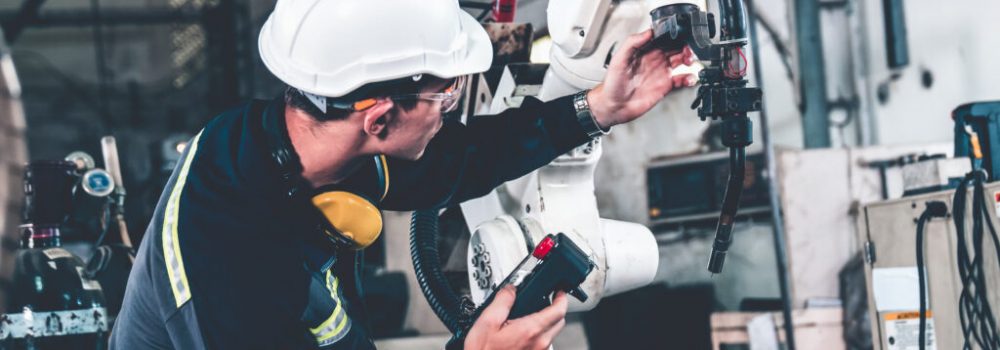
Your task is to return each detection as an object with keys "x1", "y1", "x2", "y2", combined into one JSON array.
[{"x1": 311, "y1": 191, "x2": 383, "y2": 249}]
